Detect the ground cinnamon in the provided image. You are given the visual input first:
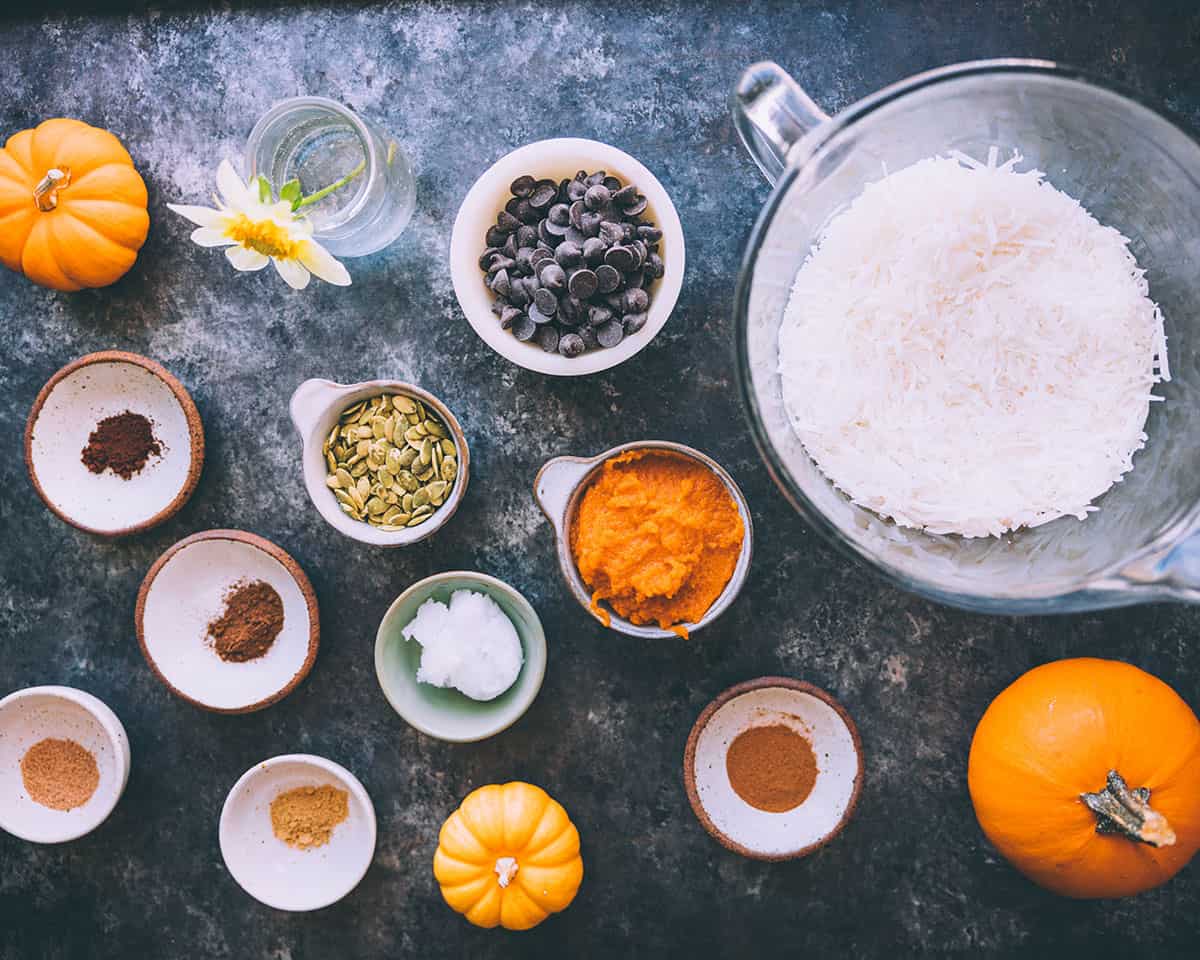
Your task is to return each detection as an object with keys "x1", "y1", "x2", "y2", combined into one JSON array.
[
  {"x1": 206, "y1": 580, "x2": 284, "y2": 663},
  {"x1": 270, "y1": 785, "x2": 349, "y2": 849},
  {"x1": 20, "y1": 737, "x2": 100, "y2": 811},
  {"x1": 81, "y1": 411, "x2": 161, "y2": 479},
  {"x1": 725, "y1": 724, "x2": 818, "y2": 813}
]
